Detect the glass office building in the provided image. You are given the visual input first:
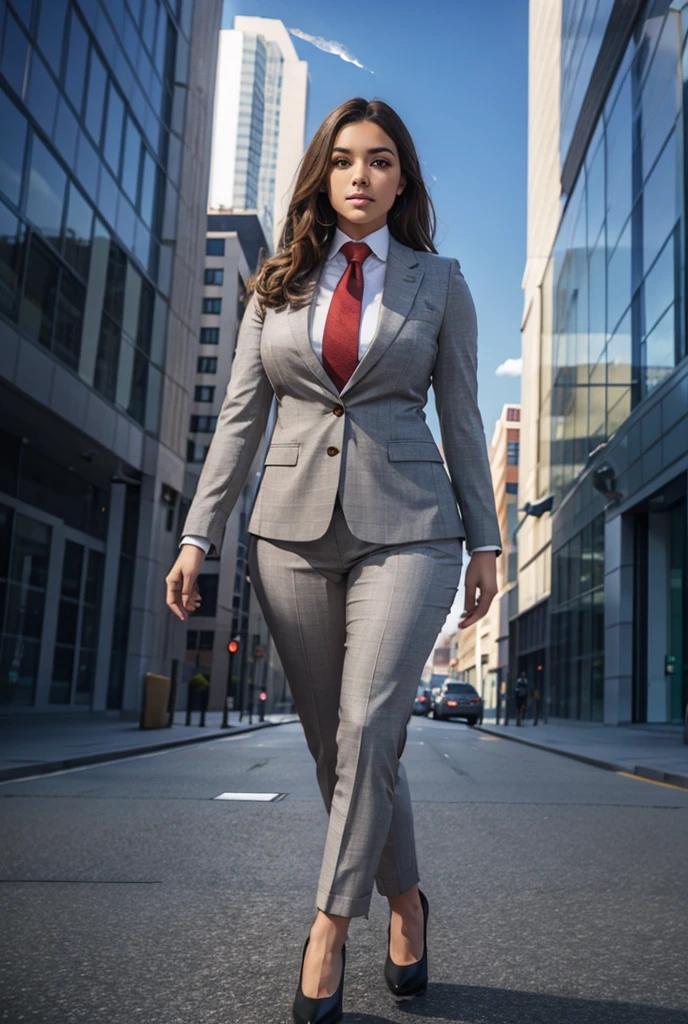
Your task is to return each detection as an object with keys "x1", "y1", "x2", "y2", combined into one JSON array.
[
  {"x1": 540, "y1": 0, "x2": 688, "y2": 722},
  {"x1": 0, "y1": 0, "x2": 222, "y2": 711}
]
